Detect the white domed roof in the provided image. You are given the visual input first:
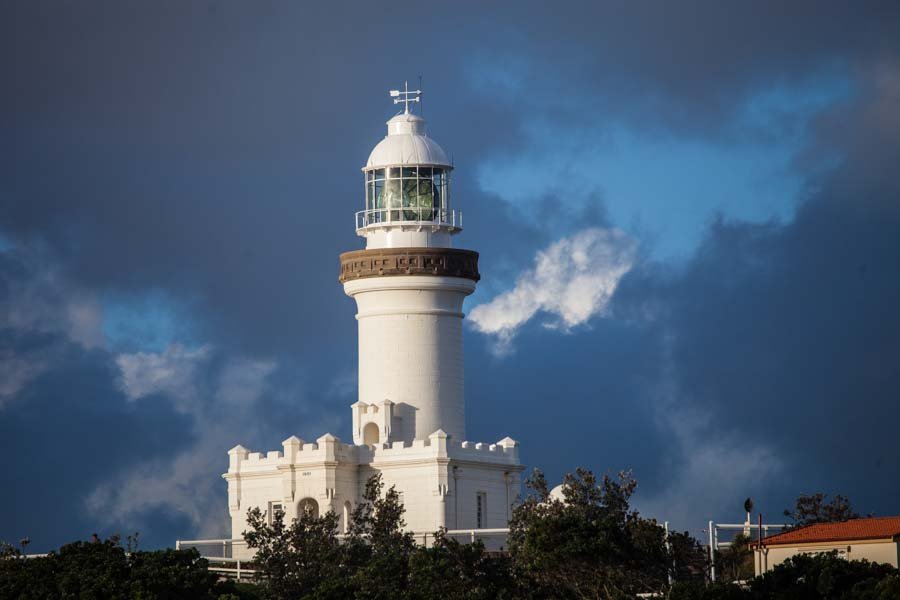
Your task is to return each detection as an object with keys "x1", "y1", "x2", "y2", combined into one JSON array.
[
  {"x1": 365, "y1": 112, "x2": 451, "y2": 169},
  {"x1": 549, "y1": 484, "x2": 566, "y2": 503}
]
